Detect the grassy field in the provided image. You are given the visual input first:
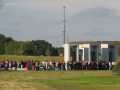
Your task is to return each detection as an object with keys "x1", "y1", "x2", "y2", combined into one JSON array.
[
  {"x1": 0, "y1": 55, "x2": 63, "y2": 62},
  {"x1": 0, "y1": 71, "x2": 120, "y2": 90}
]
